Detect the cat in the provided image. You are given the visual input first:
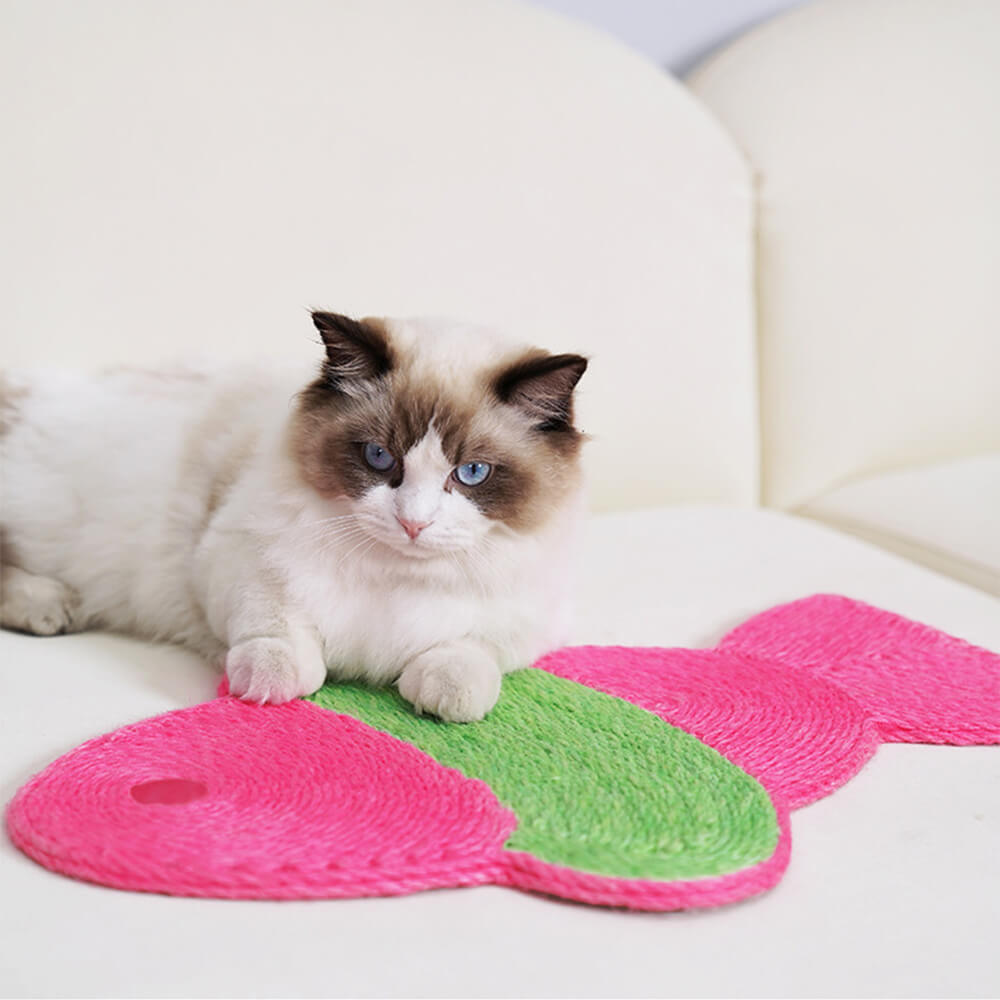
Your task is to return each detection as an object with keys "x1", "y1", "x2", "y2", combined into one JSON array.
[{"x1": 0, "y1": 312, "x2": 588, "y2": 721}]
